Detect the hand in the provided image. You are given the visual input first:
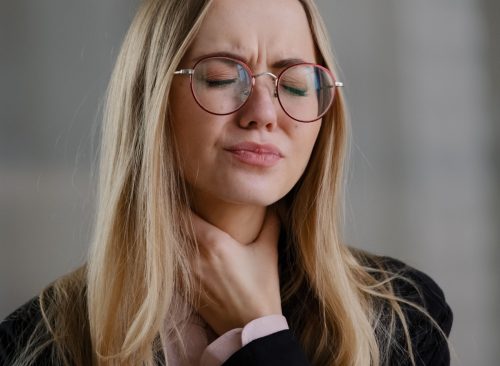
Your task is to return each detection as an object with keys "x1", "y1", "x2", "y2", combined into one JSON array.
[{"x1": 189, "y1": 209, "x2": 282, "y2": 335}]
